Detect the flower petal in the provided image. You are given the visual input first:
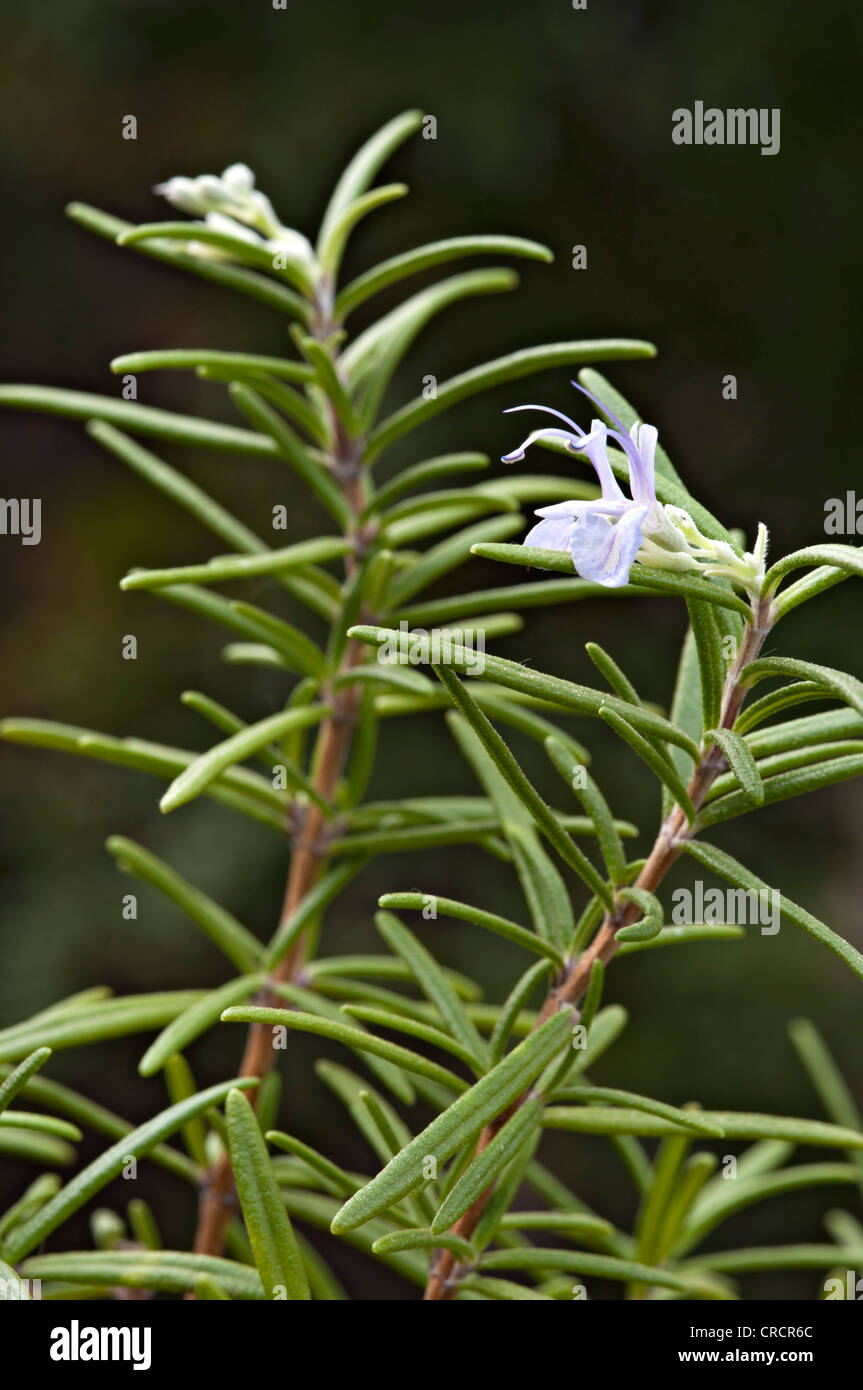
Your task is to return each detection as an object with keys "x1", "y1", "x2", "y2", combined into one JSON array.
[
  {"x1": 570, "y1": 504, "x2": 648, "y2": 587},
  {"x1": 577, "y1": 423, "x2": 627, "y2": 504},
  {"x1": 524, "y1": 514, "x2": 575, "y2": 551},
  {"x1": 628, "y1": 423, "x2": 658, "y2": 504}
]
